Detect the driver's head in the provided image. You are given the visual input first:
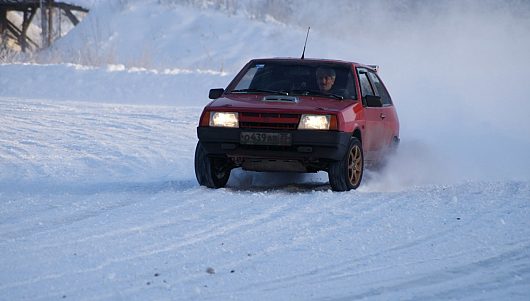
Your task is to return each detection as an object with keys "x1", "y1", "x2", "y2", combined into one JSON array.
[{"x1": 316, "y1": 67, "x2": 336, "y2": 92}]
